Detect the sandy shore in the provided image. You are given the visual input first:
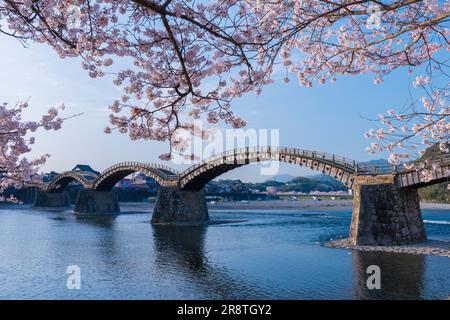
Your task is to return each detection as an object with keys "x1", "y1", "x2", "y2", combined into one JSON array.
[
  {"x1": 206, "y1": 200, "x2": 450, "y2": 211},
  {"x1": 420, "y1": 202, "x2": 450, "y2": 210},
  {"x1": 207, "y1": 199, "x2": 353, "y2": 211},
  {"x1": 327, "y1": 239, "x2": 450, "y2": 258}
]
